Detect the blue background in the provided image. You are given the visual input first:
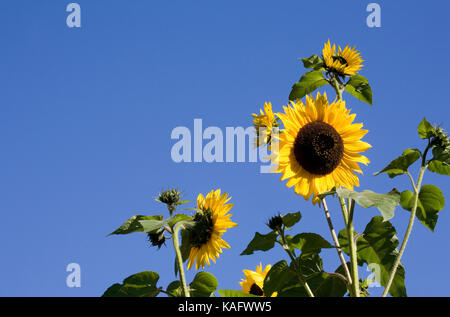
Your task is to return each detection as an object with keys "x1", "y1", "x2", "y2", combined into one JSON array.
[{"x1": 0, "y1": 0, "x2": 449, "y2": 296}]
